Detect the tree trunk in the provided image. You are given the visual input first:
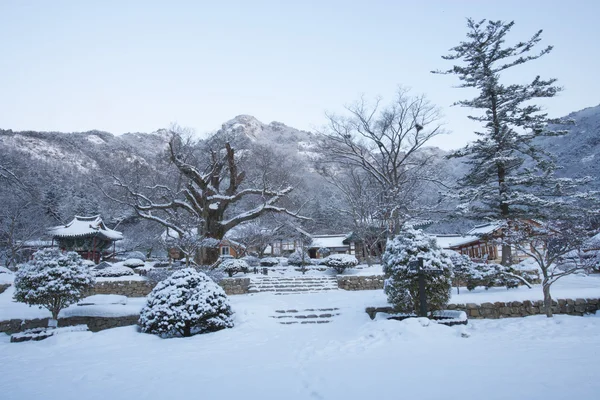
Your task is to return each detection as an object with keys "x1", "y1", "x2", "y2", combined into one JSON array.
[
  {"x1": 49, "y1": 307, "x2": 60, "y2": 328},
  {"x1": 201, "y1": 247, "x2": 220, "y2": 265},
  {"x1": 501, "y1": 244, "x2": 512, "y2": 266},
  {"x1": 542, "y1": 279, "x2": 553, "y2": 318},
  {"x1": 182, "y1": 322, "x2": 192, "y2": 337}
]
